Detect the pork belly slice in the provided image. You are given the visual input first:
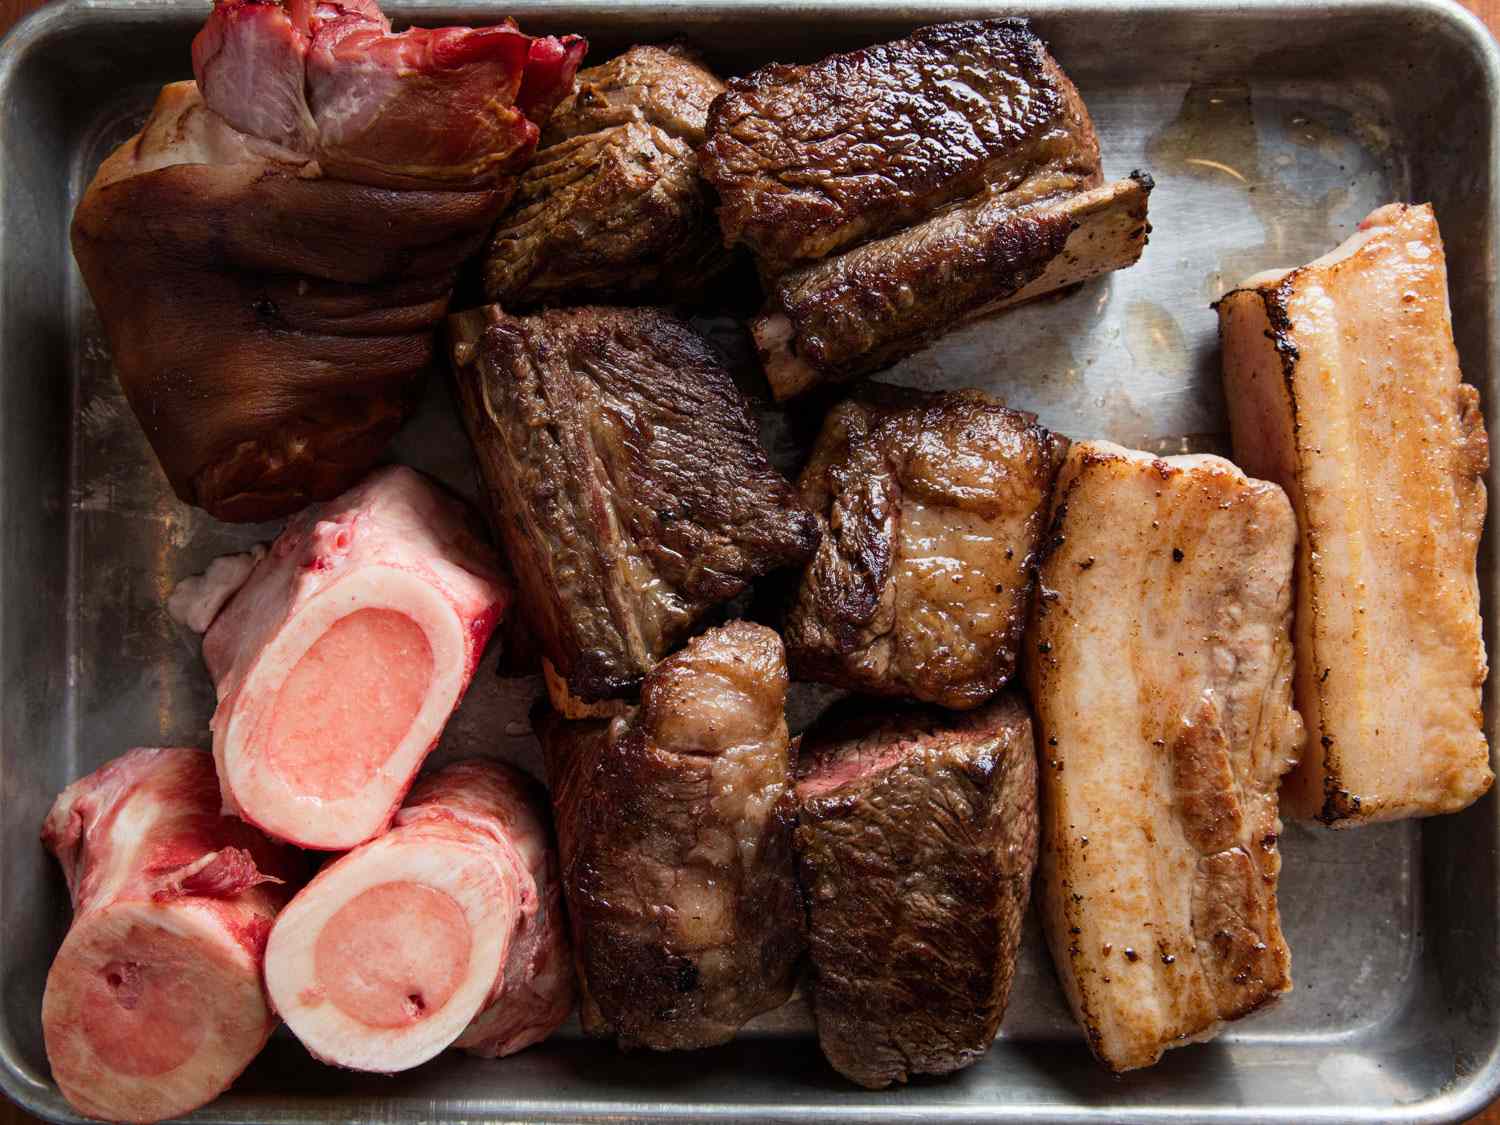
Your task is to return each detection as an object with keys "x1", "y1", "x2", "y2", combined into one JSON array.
[
  {"x1": 542, "y1": 621, "x2": 803, "y2": 1049},
  {"x1": 756, "y1": 174, "x2": 1153, "y2": 399},
  {"x1": 795, "y1": 695, "x2": 1038, "y2": 1089},
  {"x1": 449, "y1": 306, "x2": 818, "y2": 703},
  {"x1": 264, "y1": 759, "x2": 565, "y2": 1071},
  {"x1": 484, "y1": 45, "x2": 730, "y2": 307},
  {"x1": 1027, "y1": 441, "x2": 1301, "y2": 1073},
  {"x1": 42, "y1": 748, "x2": 302, "y2": 1124},
  {"x1": 699, "y1": 19, "x2": 1102, "y2": 275},
  {"x1": 785, "y1": 383, "x2": 1068, "y2": 709},
  {"x1": 1218, "y1": 202, "x2": 1492, "y2": 825},
  {"x1": 175, "y1": 466, "x2": 509, "y2": 850}
]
